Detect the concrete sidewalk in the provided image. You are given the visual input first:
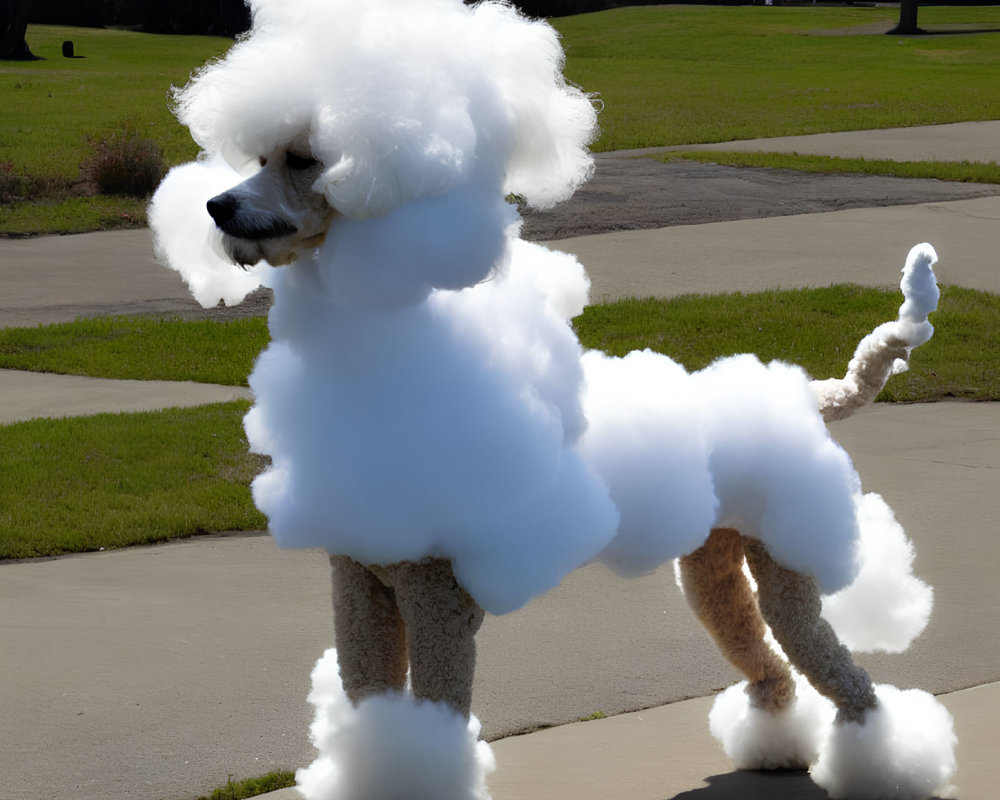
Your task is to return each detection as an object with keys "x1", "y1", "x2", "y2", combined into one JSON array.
[
  {"x1": 3, "y1": 403, "x2": 999, "y2": 800},
  {"x1": 2, "y1": 123, "x2": 999, "y2": 800},
  {"x1": 0, "y1": 369, "x2": 251, "y2": 425}
]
